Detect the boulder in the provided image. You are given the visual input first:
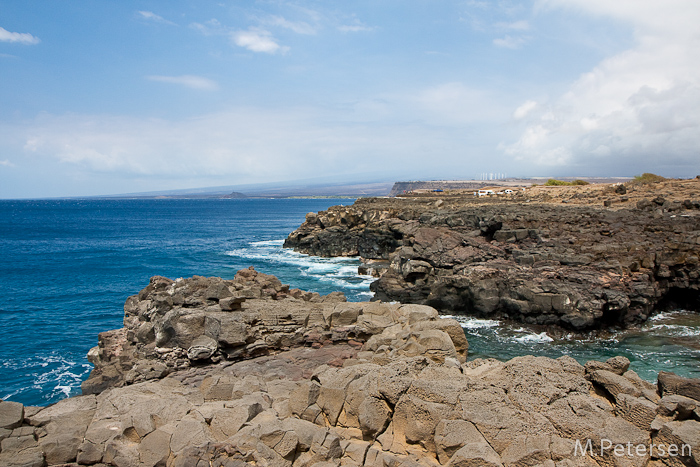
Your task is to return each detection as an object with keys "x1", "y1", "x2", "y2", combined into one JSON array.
[
  {"x1": 448, "y1": 443, "x2": 503, "y2": 467},
  {"x1": 657, "y1": 394, "x2": 698, "y2": 419},
  {"x1": 654, "y1": 420, "x2": 700, "y2": 466},
  {"x1": 434, "y1": 419, "x2": 489, "y2": 464},
  {"x1": 0, "y1": 432, "x2": 45, "y2": 467},
  {"x1": 658, "y1": 371, "x2": 700, "y2": 402},
  {"x1": 187, "y1": 335, "x2": 218, "y2": 361},
  {"x1": 138, "y1": 428, "x2": 172, "y2": 467},
  {"x1": 615, "y1": 393, "x2": 658, "y2": 431},
  {"x1": 358, "y1": 396, "x2": 392, "y2": 439},
  {"x1": 0, "y1": 400, "x2": 24, "y2": 429},
  {"x1": 589, "y1": 369, "x2": 642, "y2": 401}
]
